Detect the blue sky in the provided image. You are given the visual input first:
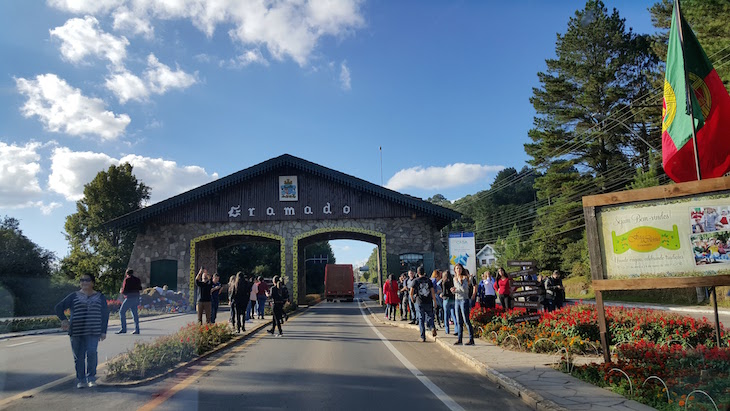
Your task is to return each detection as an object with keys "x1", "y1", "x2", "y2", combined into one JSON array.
[{"x1": 0, "y1": 0, "x2": 658, "y2": 267}]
